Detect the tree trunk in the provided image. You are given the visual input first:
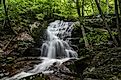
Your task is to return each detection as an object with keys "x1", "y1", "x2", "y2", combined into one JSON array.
[
  {"x1": 76, "y1": 0, "x2": 81, "y2": 17},
  {"x1": 0, "y1": 0, "x2": 1, "y2": 4},
  {"x1": 81, "y1": 0, "x2": 89, "y2": 48},
  {"x1": 76, "y1": 0, "x2": 89, "y2": 48},
  {"x1": 115, "y1": 0, "x2": 121, "y2": 46},
  {"x1": 82, "y1": 0, "x2": 84, "y2": 17},
  {"x1": 118, "y1": 0, "x2": 121, "y2": 15},
  {"x1": 91, "y1": 0, "x2": 95, "y2": 14},
  {"x1": 3, "y1": 0, "x2": 10, "y2": 27},
  {"x1": 95, "y1": 0, "x2": 118, "y2": 46},
  {"x1": 3, "y1": 0, "x2": 16, "y2": 34},
  {"x1": 106, "y1": 0, "x2": 109, "y2": 15}
]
